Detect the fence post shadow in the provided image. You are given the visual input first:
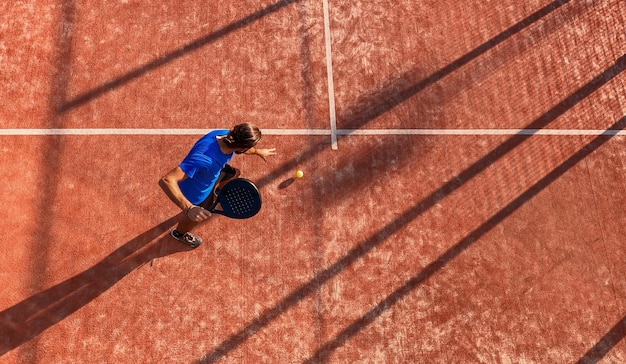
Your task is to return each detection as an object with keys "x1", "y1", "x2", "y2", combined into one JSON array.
[
  {"x1": 0, "y1": 215, "x2": 185, "y2": 356},
  {"x1": 577, "y1": 314, "x2": 626, "y2": 364},
  {"x1": 305, "y1": 116, "x2": 626, "y2": 362},
  {"x1": 196, "y1": 53, "x2": 626, "y2": 363},
  {"x1": 256, "y1": 0, "x2": 576, "y2": 191},
  {"x1": 57, "y1": 0, "x2": 300, "y2": 113}
]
